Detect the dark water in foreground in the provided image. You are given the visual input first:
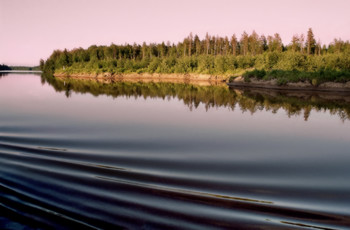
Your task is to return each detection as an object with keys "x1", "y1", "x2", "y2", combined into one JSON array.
[{"x1": 1, "y1": 73, "x2": 350, "y2": 229}]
